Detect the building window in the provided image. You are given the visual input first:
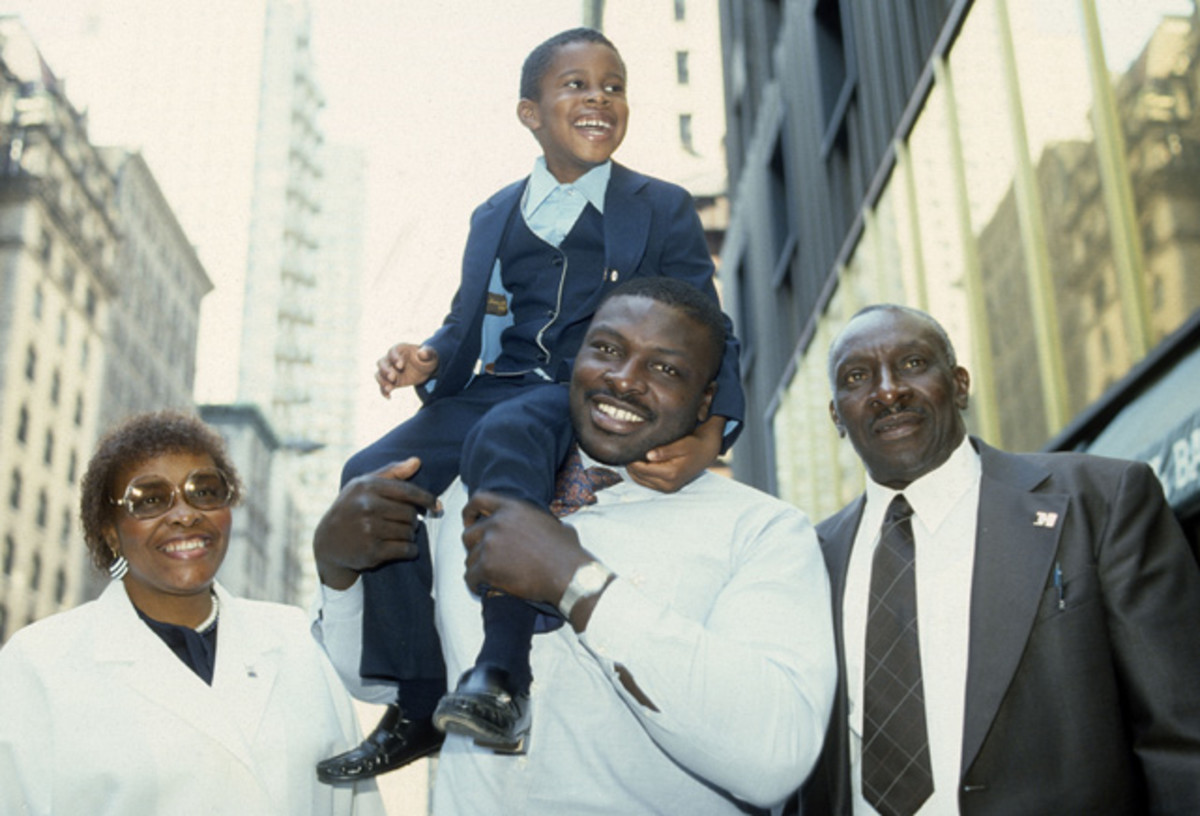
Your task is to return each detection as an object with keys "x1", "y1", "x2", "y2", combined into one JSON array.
[
  {"x1": 54, "y1": 569, "x2": 66, "y2": 604},
  {"x1": 676, "y1": 51, "x2": 690, "y2": 85},
  {"x1": 674, "y1": 0, "x2": 686, "y2": 21},
  {"x1": 85, "y1": 286, "x2": 97, "y2": 319},
  {"x1": 67, "y1": 450, "x2": 77, "y2": 485},
  {"x1": 2, "y1": 534, "x2": 13, "y2": 575},
  {"x1": 81, "y1": 337, "x2": 90, "y2": 368},
  {"x1": 60, "y1": 509, "x2": 72, "y2": 548},
  {"x1": 679, "y1": 113, "x2": 695, "y2": 153},
  {"x1": 62, "y1": 264, "x2": 76, "y2": 295},
  {"x1": 43, "y1": 430, "x2": 54, "y2": 466},
  {"x1": 36, "y1": 489, "x2": 48, "y2": 528},
  {"x1": 50, "y1": 370, "x2": 61, "y2": 405},
  {"x1": 8, "y1": 469, "x2": 21, "y2": 510},
  {"x1": 33, "y1": 285, "x2": 43, "y2": 320},
  {"x1": 813, "y1": 0, "x2": 856, "y2": 152},
  {"x1": 16, "y1": 405, "x2": 28, "y2": 445},
  {"x1": 24, "y1": 344, "x2": 36, "y2": 381},
  {"x1": 0, "y1": 605, "x2": 7, "y2": 642},
  {"x1": 30, "y1": 552, "x2": 42, "y2": 591},
  {"x1": 74, "y1": 394, "x2": 84, "y2": 427},
  {"x1": 39, "y1": 229, "x2": 52, "y2": 263}
]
